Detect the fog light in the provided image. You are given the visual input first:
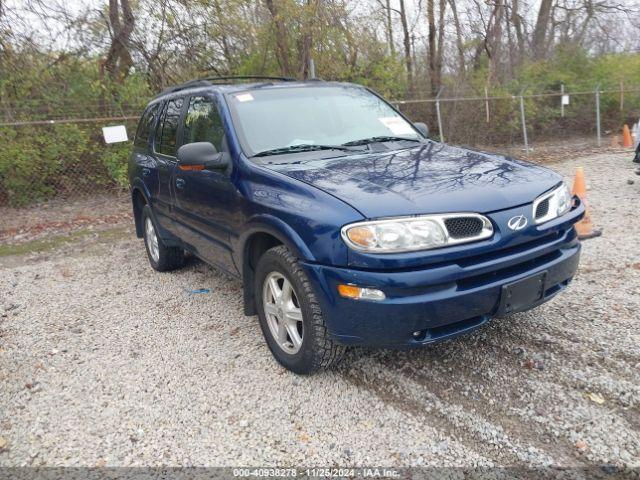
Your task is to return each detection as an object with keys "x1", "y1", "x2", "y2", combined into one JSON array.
[{"x1": 337, "y1": 284, "x2": 386, "y2": 301}]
